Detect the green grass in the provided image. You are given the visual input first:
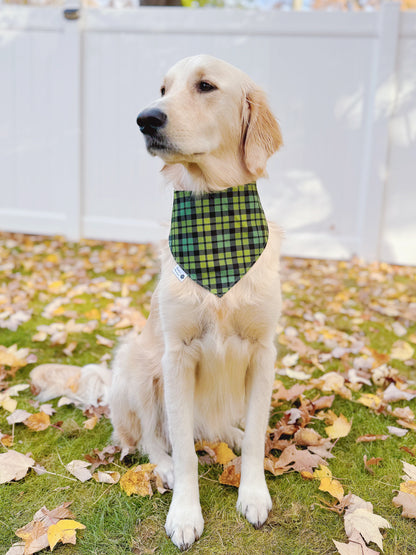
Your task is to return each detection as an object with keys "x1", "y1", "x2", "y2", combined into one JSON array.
[{"x1": 1, "y1": 234, "x2": 416, "y2": 554}]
